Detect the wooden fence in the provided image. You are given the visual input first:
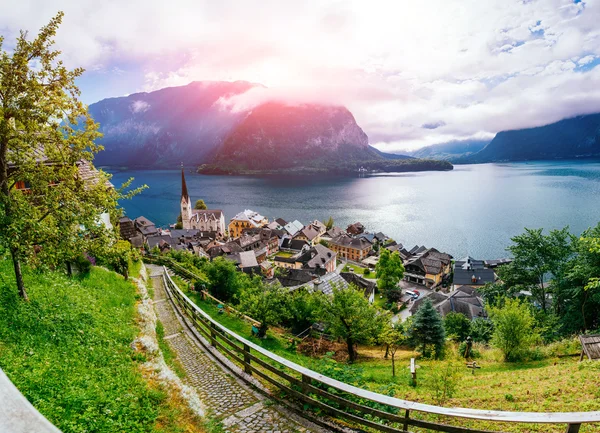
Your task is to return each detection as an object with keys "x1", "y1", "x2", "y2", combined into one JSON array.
[{"x1": 160, "y1": 267, "x2": 600, "y2": 433}]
